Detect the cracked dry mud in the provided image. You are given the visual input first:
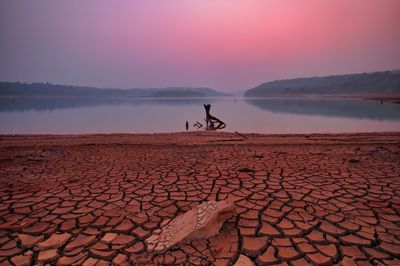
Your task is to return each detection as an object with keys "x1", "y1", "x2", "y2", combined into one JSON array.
[{"x1": 0, "y1": 132, "x2": 399, "y2": 265}]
